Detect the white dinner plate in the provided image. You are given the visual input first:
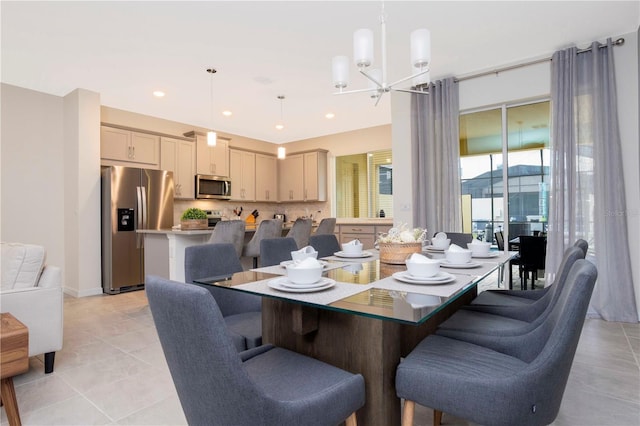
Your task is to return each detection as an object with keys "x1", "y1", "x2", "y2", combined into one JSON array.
[
  {"x1": 280, "y1": 260, "x2": 329, "y2": 268},
  {"x1": 333, "y1": 251, "x2": 373, "y2": 258},
  {"x1": 471, "y1": 252, "x2": 500, "y2": 259},
  {"x1": 392, "y1": 271, "x2": 456, "y2": 285},
  {"x1": 439, "y1": 260, "x2": 481, "y2": 269},
  {"x1": 268, "y1": 277, "x2": 335, "y2": 293},
  {"x1": 424, "y1": 246, "x2": 445, "y2": 252}
]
